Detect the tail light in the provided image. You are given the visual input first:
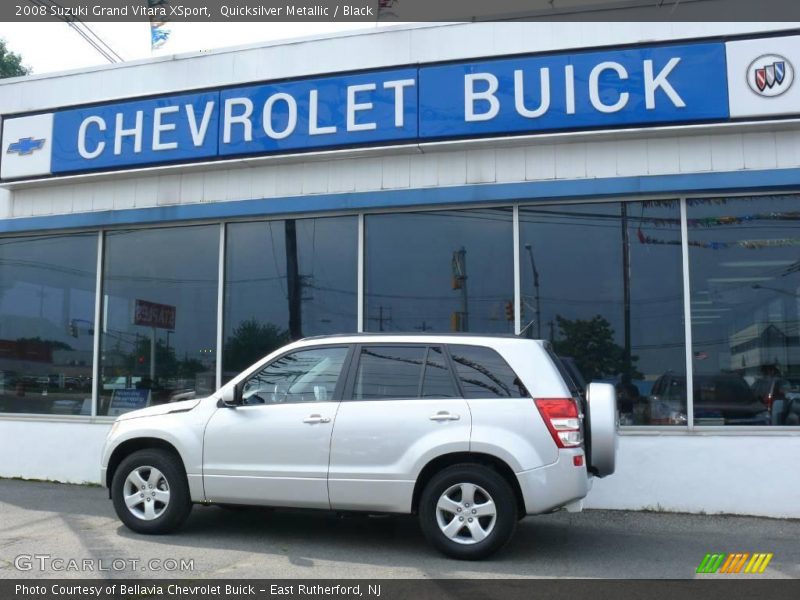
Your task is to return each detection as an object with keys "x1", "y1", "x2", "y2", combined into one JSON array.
[{"x1": 535, "y1": 398, "x2": 583, "y2": 448}]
